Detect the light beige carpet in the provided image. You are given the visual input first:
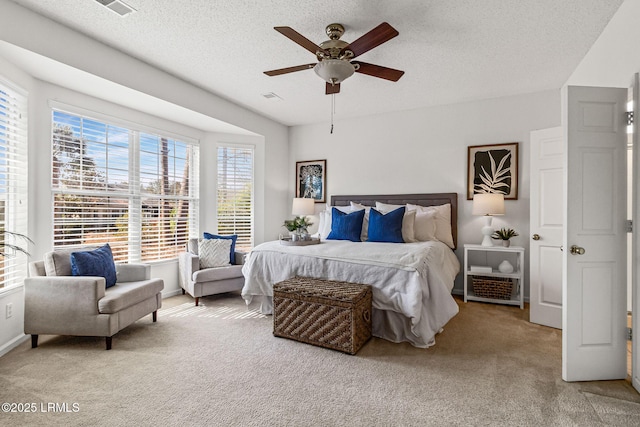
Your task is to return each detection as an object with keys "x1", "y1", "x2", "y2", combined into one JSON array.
[{"x1": 1, "y1": 293, "x2": 639, "y2": 426}]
